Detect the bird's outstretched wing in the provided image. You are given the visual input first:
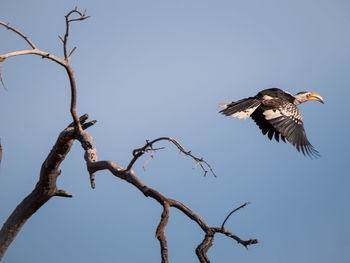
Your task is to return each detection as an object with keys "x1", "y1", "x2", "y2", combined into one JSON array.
[
  {"x1": 219, "y1": 97, "x2": 261, "y2": 119},
  {"x1": 251, "y1": 107, "x2": 286, "y2": 143},
  {"x1": 261, "y1": 99, "x2": 319, "y2": 157}
]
